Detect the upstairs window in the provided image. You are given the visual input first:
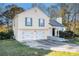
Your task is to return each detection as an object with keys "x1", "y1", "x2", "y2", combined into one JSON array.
[
  {"x1": 39, "y1": 18, "x2": 45, "y2": 27},
  {"x1": 25, "y1": 17, "x2": 32, "y2": 26}
]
